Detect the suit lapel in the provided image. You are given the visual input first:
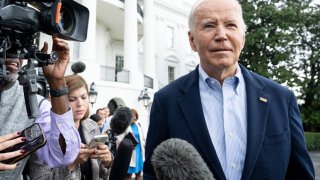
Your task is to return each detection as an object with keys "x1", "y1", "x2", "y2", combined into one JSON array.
[
  {"x1": 178, "y1": 67, "x2": 226, "y2": 180},
  {"x1": 240, "y1": 66, "x2": 270, "y2": 180}
]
